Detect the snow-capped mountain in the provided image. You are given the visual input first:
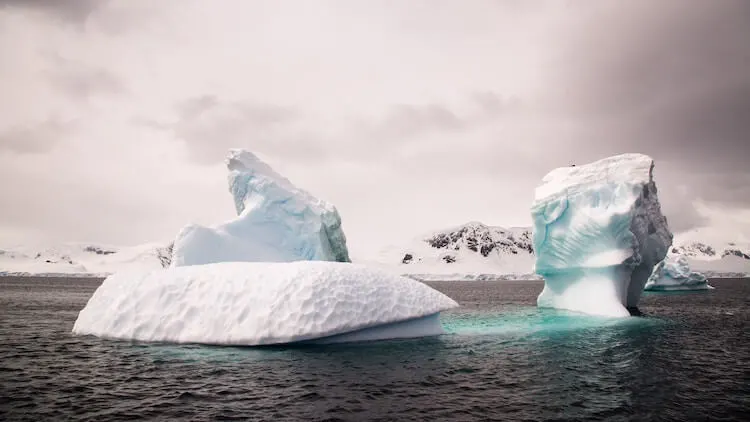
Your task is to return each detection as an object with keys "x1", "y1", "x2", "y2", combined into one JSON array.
[
  {"x1": 416, "y1": 222, "x2": 533, "y2": 261},
  {"x1": 3, "y1": 225, "x2": 748, "y2": 279},
  {"x1": 667, "y1": 230, "x2": 750, "y2": 277},
  {"x1": 0, "y1": 242, "x2": 173, "y2": 276},
  {"x1": 670, "y1": 242, "x2": 750, "y2": 260},
  {"x1": 370, "y1": 222, "x2": 539, "y2": 280},
  {"x1": 366, "y1": 222, "x2": 750, "y2": 280}
]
